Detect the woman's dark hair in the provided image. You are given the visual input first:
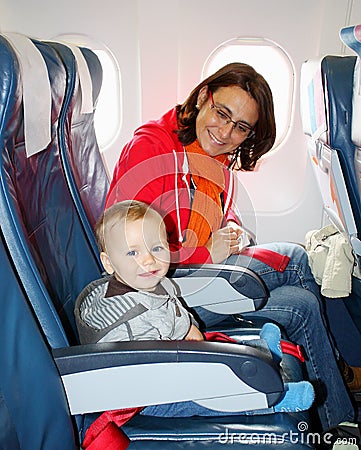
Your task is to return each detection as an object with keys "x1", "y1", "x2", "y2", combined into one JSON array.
[{"x1": 176, "y1": 62, "x2": 276, "y2": 171}]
